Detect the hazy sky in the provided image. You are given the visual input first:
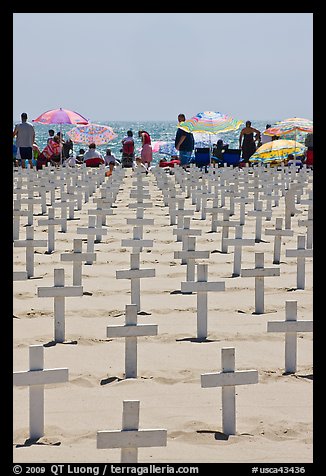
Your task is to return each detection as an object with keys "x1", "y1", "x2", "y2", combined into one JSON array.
[{"x1": 13, "y1": 13, "x2": 313, "y2": 122}]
